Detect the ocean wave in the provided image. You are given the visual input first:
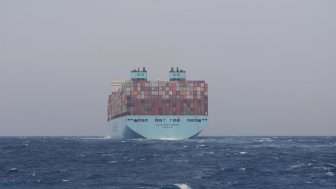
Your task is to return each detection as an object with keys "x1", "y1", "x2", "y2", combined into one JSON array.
[
  {"x1": 104, "y1": 135, "x2": 111, "y2": 139},
  {"x1": 326, "y1": 172, "x2": 334, "y2": 176},
  {"x1": 174, "y1": 184, "x2": 192, "y2": 189},
  {"x1": 287, "y1": 163, "x2": 306, "y2": 170},
  {"x1": 256, "y1": 138, "x2": 273, "y2": 142},
  {"x1": 79, "y1": 137, "x2": 106, "y2": 140},
  {"x1": 1, "y1": 136, "x2": 336, "y2": 188}
]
